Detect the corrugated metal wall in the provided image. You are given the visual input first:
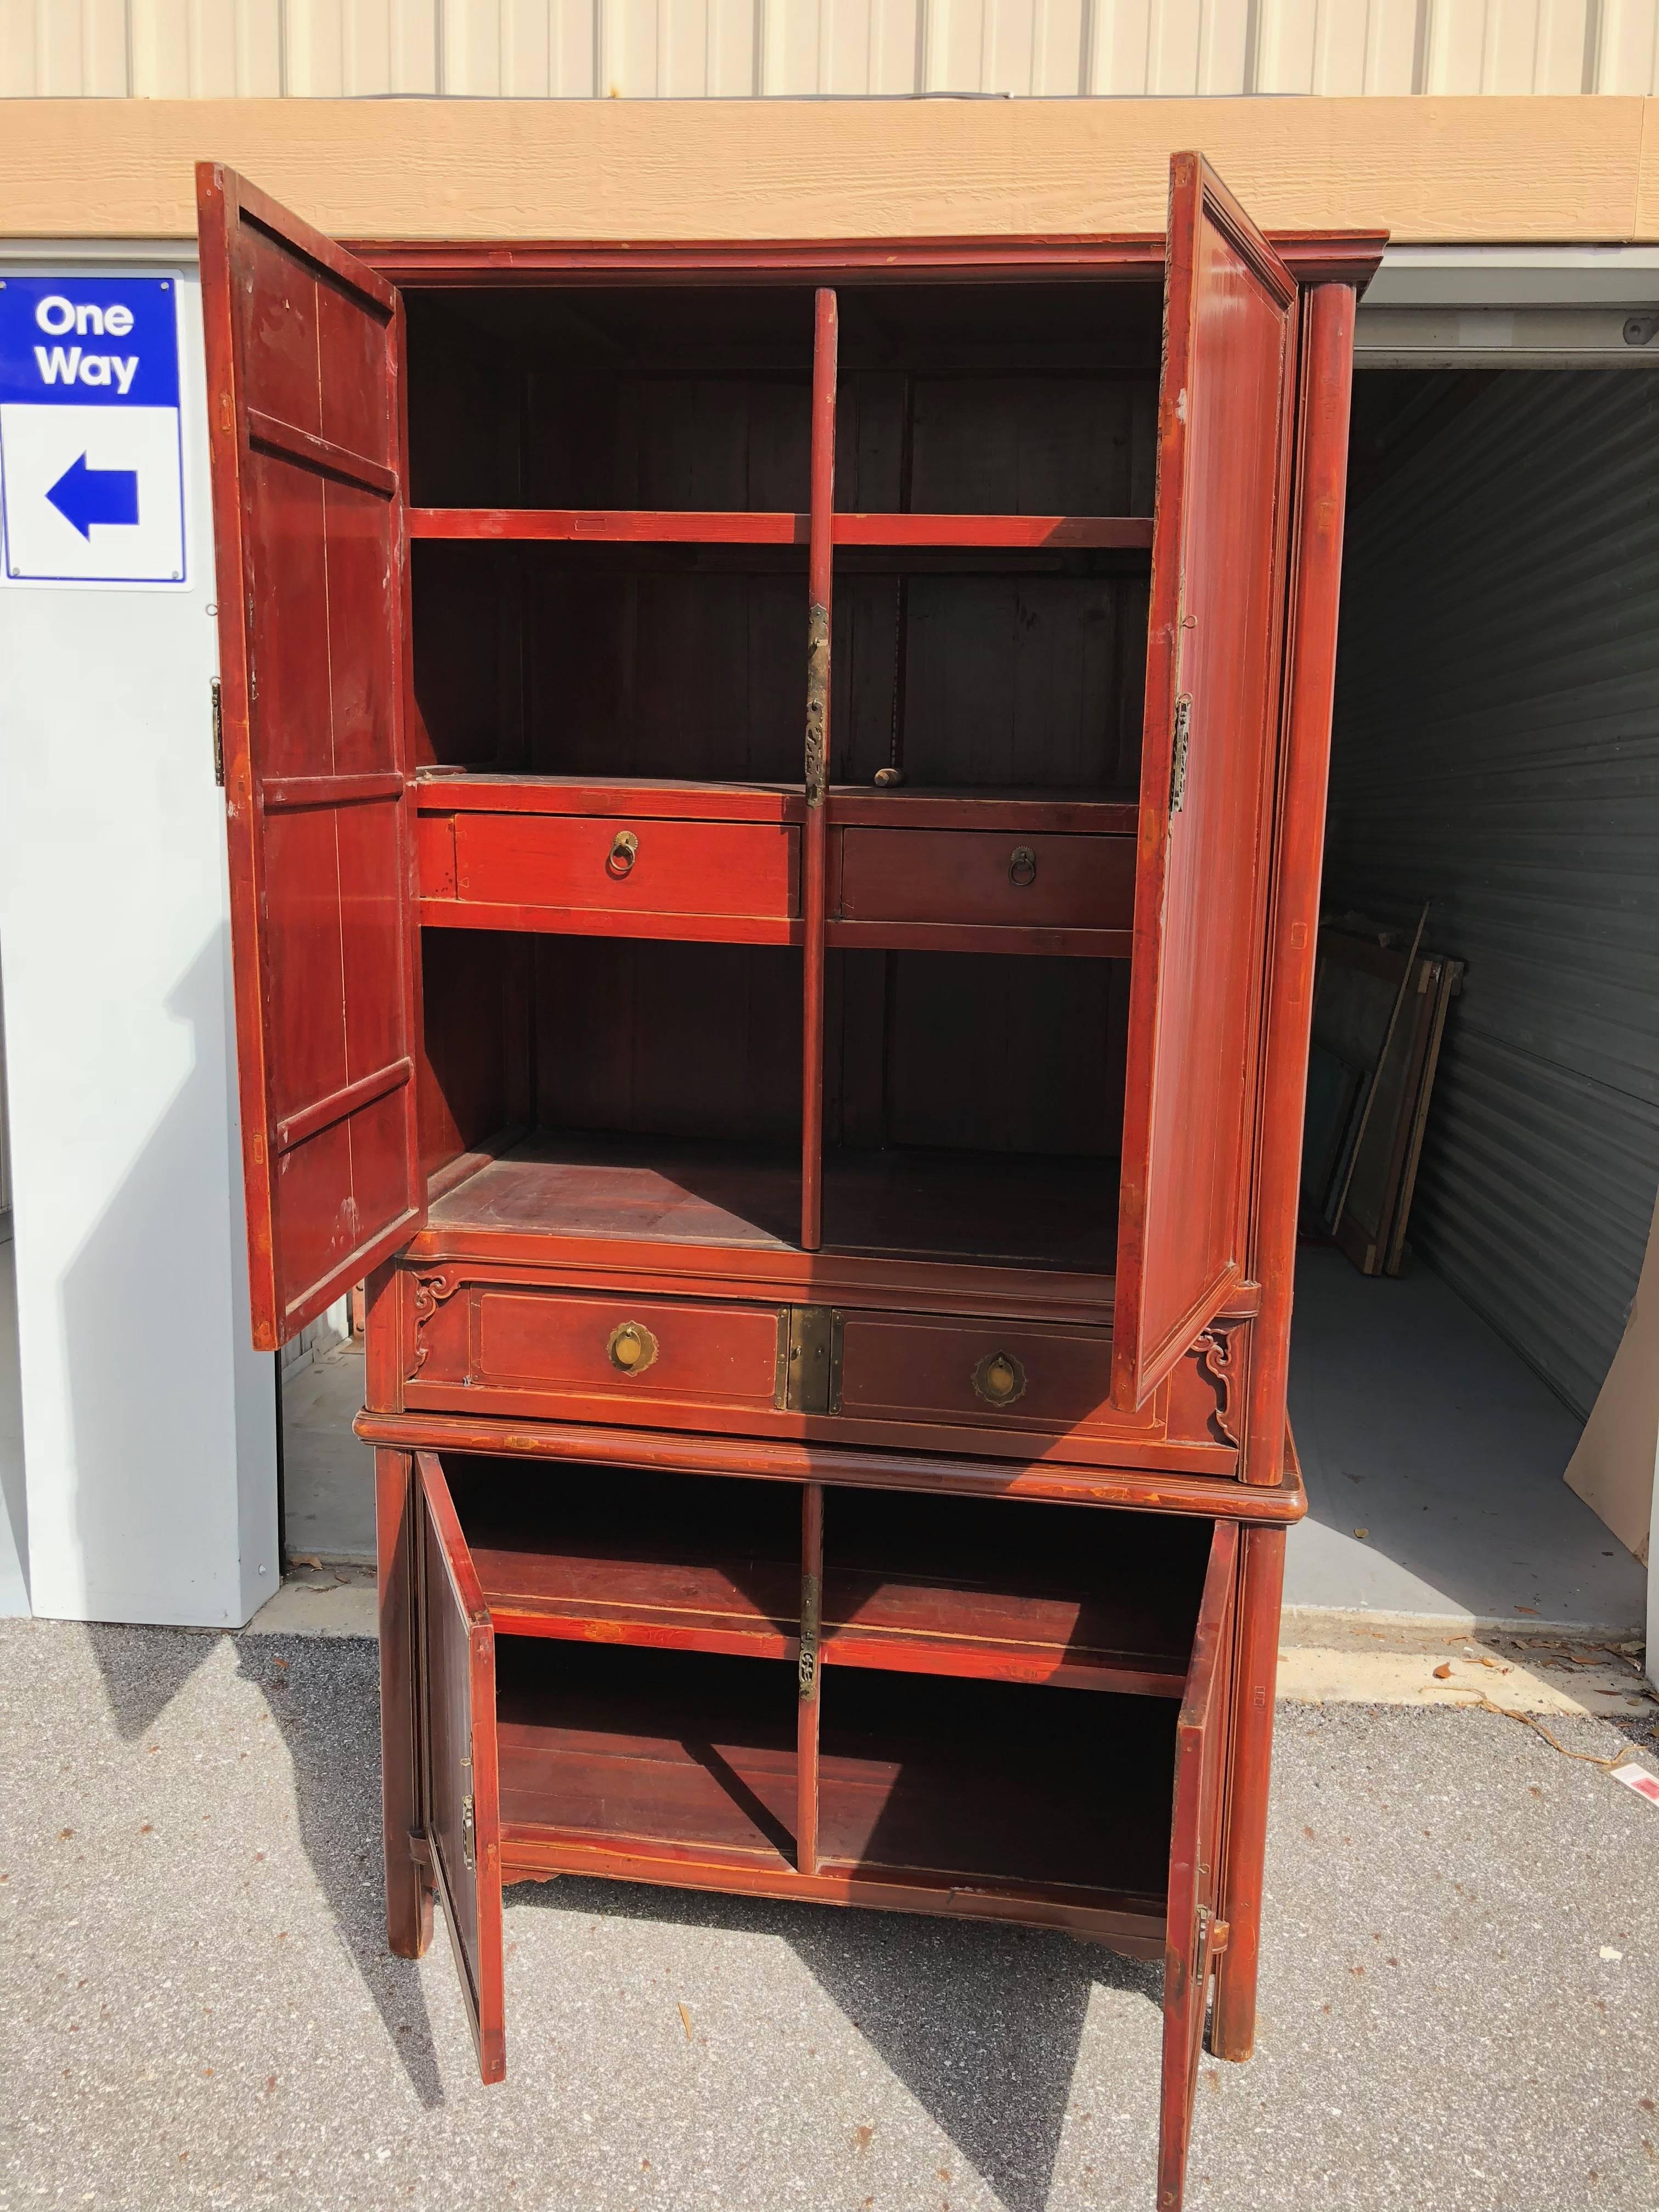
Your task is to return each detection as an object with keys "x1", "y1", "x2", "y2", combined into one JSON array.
[
  {"x1": 1325, "y1": 370, "x2": 1659, "y2": 1415},
  {"x1": 8, "y1": 0, "x2": 1659, "y2": 99}
]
